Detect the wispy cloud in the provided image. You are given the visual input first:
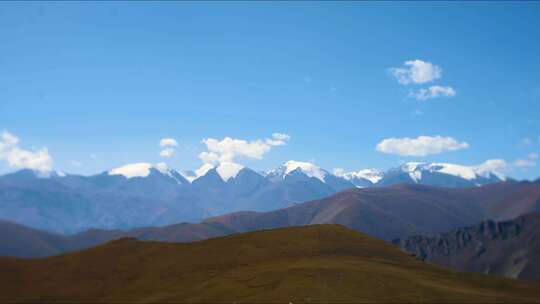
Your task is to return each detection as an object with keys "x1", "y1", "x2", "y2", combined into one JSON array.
[
  {"x1": 389, "y1": 59, "x2": 442, "y2": 85},
  {"x1": 411, "y1": 85, "x2": 456, "y2": 101},
  {"x1": 514, "y1": 153, "x2": 538, "y2": 169}
]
